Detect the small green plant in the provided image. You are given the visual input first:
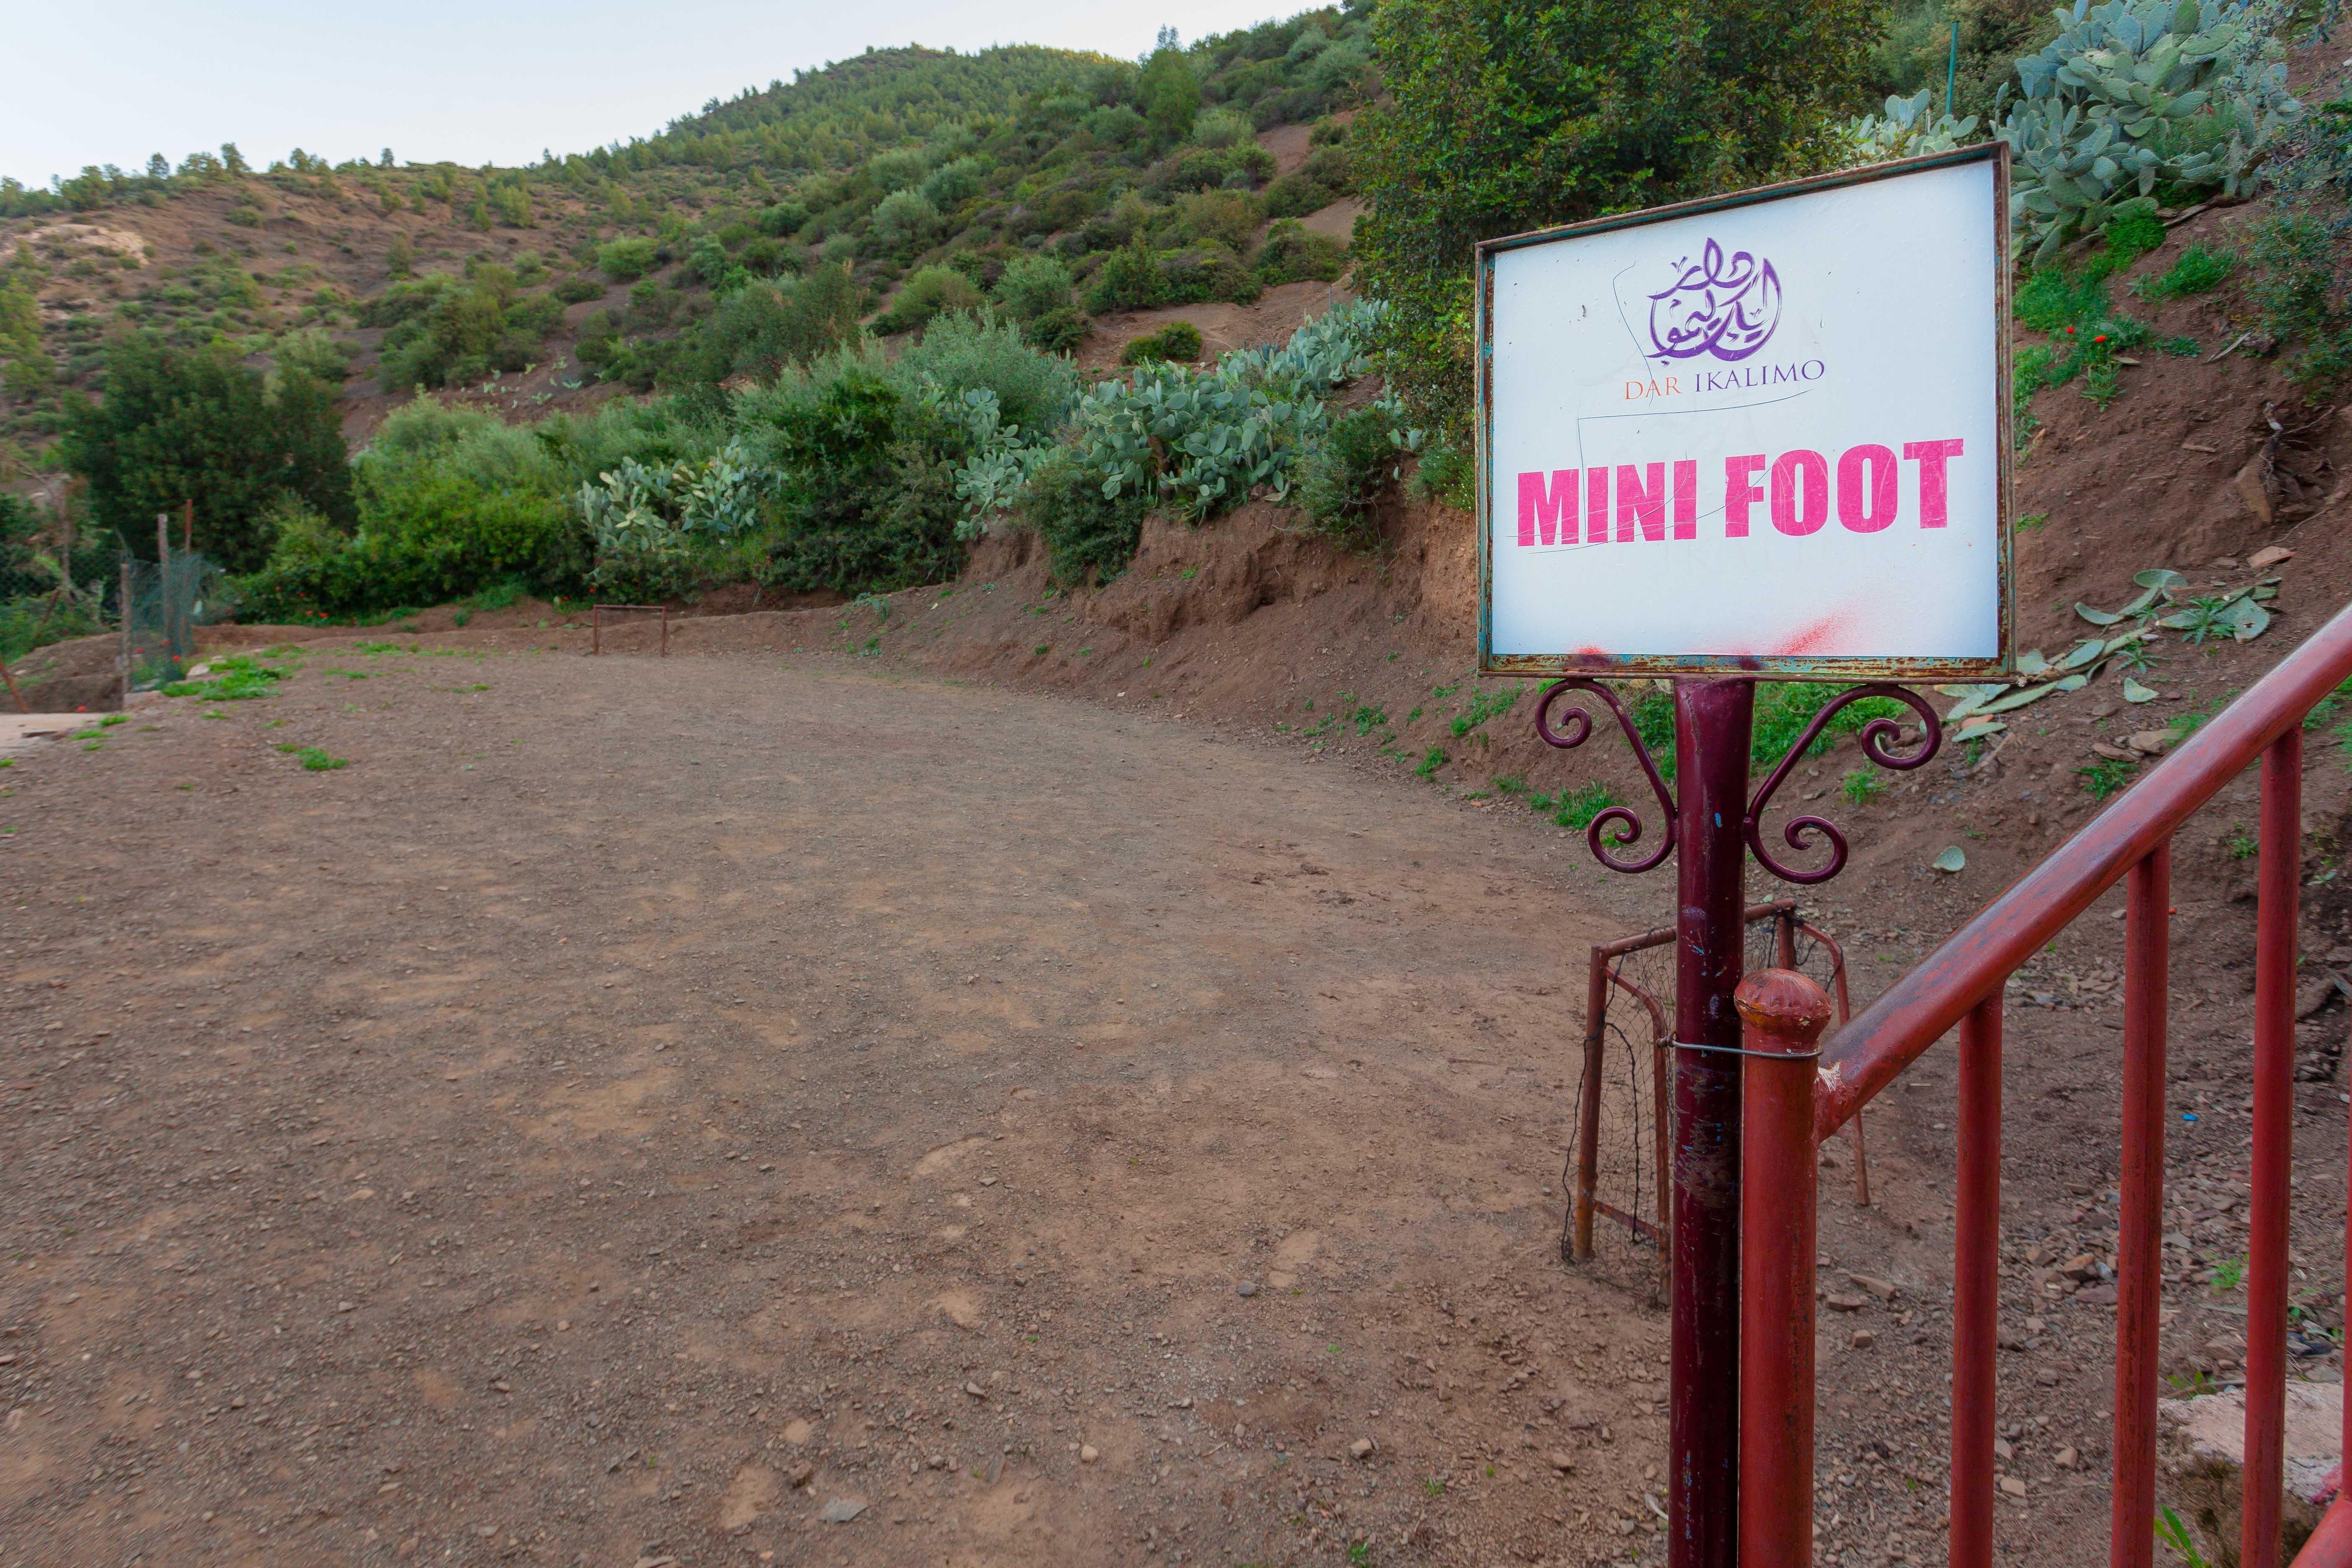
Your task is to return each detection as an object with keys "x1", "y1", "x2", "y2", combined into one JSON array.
[
  {"x1": 161, "y1": 654, "x2": 289, "y2": 701},
  {"x1": 1347, "y1": 1543, "x2": 1372, "y2": 1566},
  {"x1": 2213, "y1": 1253, "x2": 2248, "y2": 1291},
  {"x1": 1842, "y1": 769, "x2": 1883, "y2": 806},
  {"x1": 1415, "y1": 745, "x2": 1448, "y2": 779},
  {"x1": 2135, "y1": 244, "x2": 2234, "y2": 302},
  {"x1": 1553, "y1": 781, "x2": 1621, "y2": 830},
  {"x1": 277, "y1": 744, "x2": 349, "y2": 771},
  {"x1": 2017, "y1": 511, "x2": 2050, "y2": 531},
  {"x1": 2224, "y1": 823, "x2": 2258, "y2": 860},
  {"x1": 2156, "y1": 1504, "x2": 2208, "y2": 1568},
  {"x1": 1449, "y1": 686, "x2": 1522, "y2": 738},
  {"x1": 2078, "y1": 757, "x2": 2139, "y2": 800}
]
